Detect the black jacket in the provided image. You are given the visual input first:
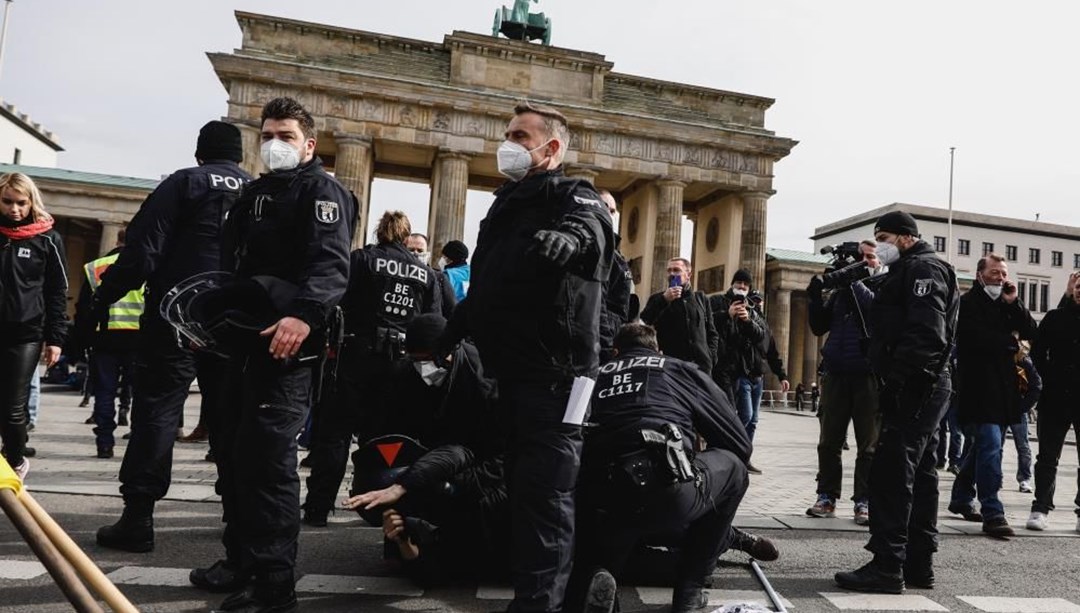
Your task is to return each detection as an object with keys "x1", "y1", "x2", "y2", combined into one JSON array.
[
  {"x1": 599, "y1": 239, "x2": 633, "y2": 352},
  {"x1": 343, "y1": 242, "x2": 440, "y2": 340},
  {"x1": 641, "y1": 286, "x2": 718, "y2": 373},
  {"x1": 445, "y1": 170, "x2": 614, "y2": 382},
  {"x1": 810, "y1": 281, "x2": 876, "y2": 375},
  {"x1": 1031, "y1": 301, "x2": 1080, "y2": 415},
  {"x1": 435, "y1": 270, "x2": 457, "y2": 319},
  {"x1": 868, "y1": 241, "x2": 959, "y2": 388},
  {"x1": 223, "y1": 158, "x2": 356, "y2": 329},
  {"x1": 583, "y1": 347, "x2": 751, "y2": 468},
  {"x1": 956, "y1": 282, "x2": 1037, "y2": 425},
  {"x1": 0, "y1": 225, "x2": 68, "y2": 346},
  {"x1": 97, "y1": 161, "x2": 252, "y2": 316},
  {"x1": 711, "y1": 290, "x2": 773, "y2": 385}
]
